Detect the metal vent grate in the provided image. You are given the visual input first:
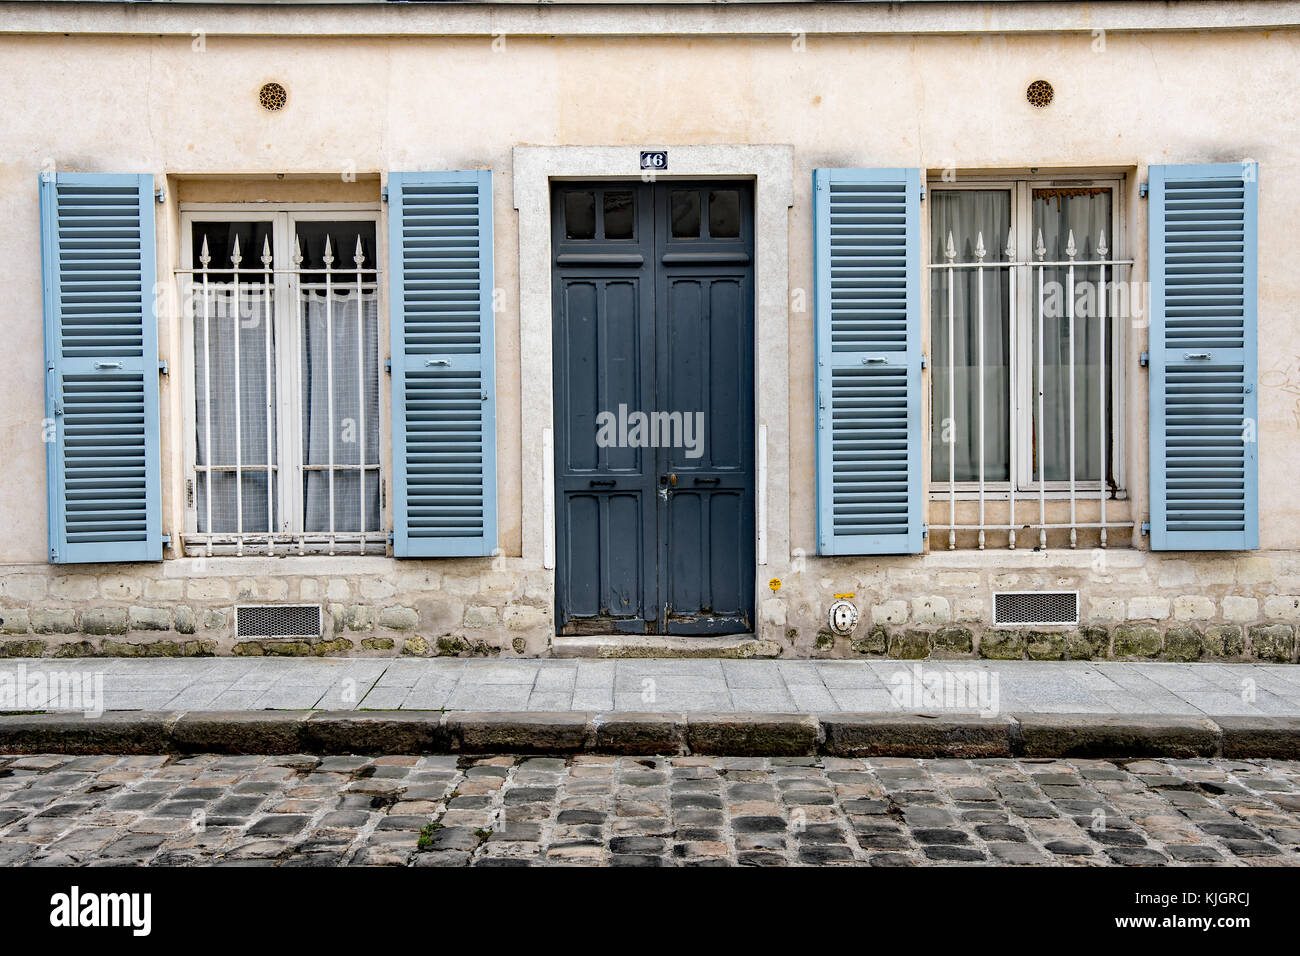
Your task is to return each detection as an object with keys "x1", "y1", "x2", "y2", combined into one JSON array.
[
  {"x1": 235, "y1": 604, "x2": 322, "y2": 639},
  {"x1": 993, "y1": 591, "x2": 1079, "y2": 627}
]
